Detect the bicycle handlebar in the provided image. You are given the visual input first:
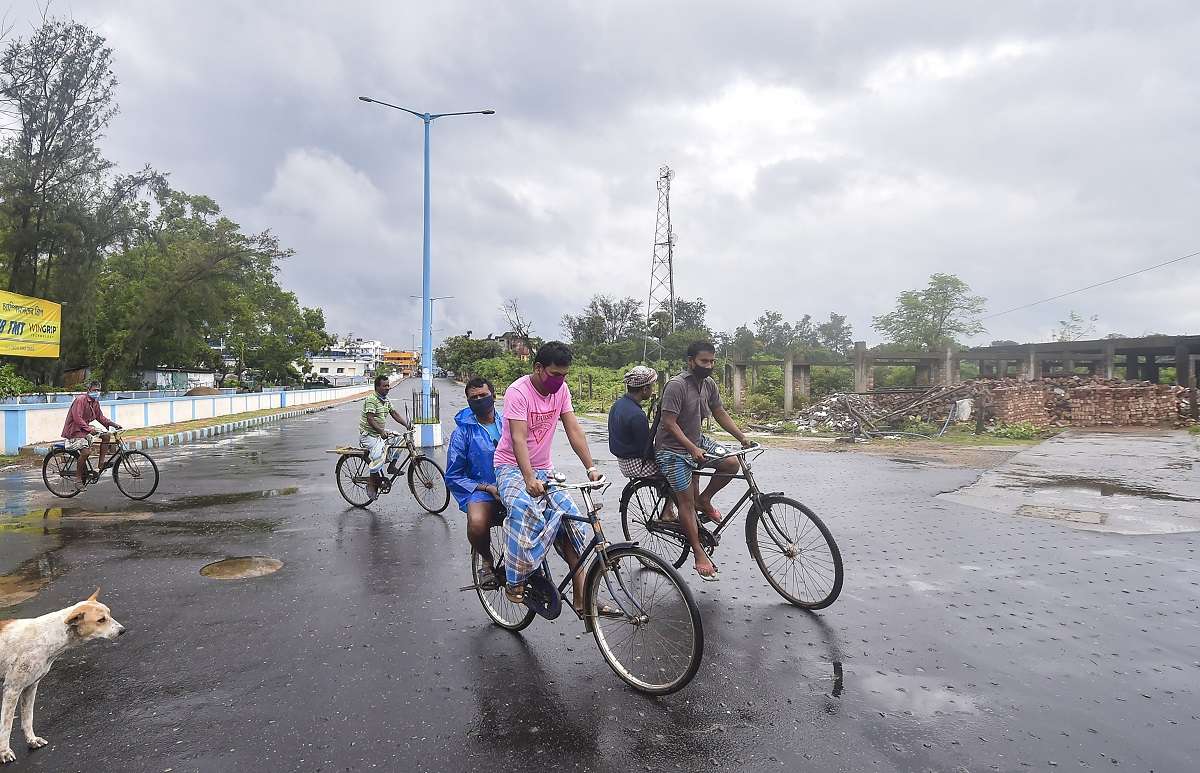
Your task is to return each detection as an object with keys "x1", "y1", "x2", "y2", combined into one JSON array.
[
  {"x1": 545, "y1": 472, "x2": 609, "y2": 492},
  {"x1": 703, "y1": 441, "x2": 762, "y2": 462}
]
